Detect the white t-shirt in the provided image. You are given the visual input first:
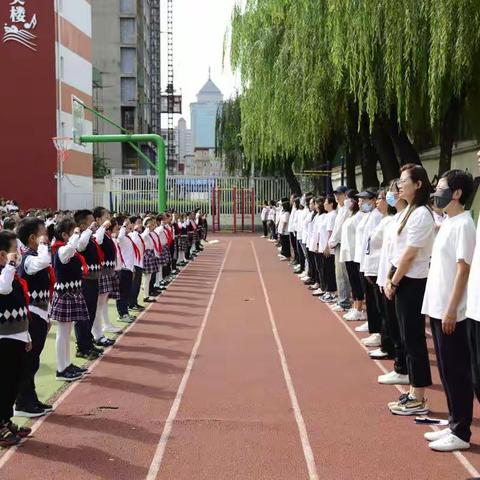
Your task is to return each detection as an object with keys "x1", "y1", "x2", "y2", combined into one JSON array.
[
  {"x1": 296, "y1": 208, "x2": 308, "y2": 241},
  {"x1": 339, "y1": 212, "x2": 362, "y2": 262},
  {"x1": 356, "y1": 209, "x2": 383, "y2": 272},
  {"x1": 466, "y1": 216, "x2": 480, "y2": 322},
  {"x1": 391, "y1": 205, "x2": 435, "y2": 279},
  {"x1": 278, "y1": 211, "x2": 290, "y2": 235},
  {"x1": 422, "y1": 211, "x2": 476, "y2": 321},
  {"x1": 260, "y1": 207, "x2": 269, "y2": 222},
  {"x1": 318, "y1": 210, "x2": 337, "y2": 253},
  {"x1": 288, "y1": 206, "x2": 297, "y2": 233},
  {"x1": 304, "y1": 212, "x2": 316, "y2": 248},
  {"x1": 363, "y1": 215, "x2": 394, "y2": 277},
  {"x1": 377, "y1": 211, "x2": 403, "y2": 288},
  {"x1": 308, "y1": 213, "x2": 325, "y2": 252},
  {"x1": 354, "y1": 211, "x2": 370, "y2": 265},
  {"x1": 329, "y1": 204, "x2": 349, "y2": 248},
  {"x1": 267, "y1": 207, "x2": 275, "y2": 222}
]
